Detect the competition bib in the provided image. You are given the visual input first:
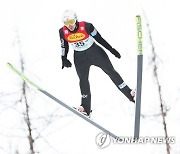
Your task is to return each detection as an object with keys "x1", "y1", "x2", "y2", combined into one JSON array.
[
  {"x1": 63, "y1": 22, "x2": 94, "y2": 51},
  {"x1": 70, "y1": 35, "x2": 94, "y2": 51}
]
